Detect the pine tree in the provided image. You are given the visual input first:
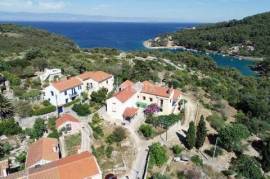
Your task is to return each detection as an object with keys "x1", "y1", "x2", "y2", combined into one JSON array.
[
  {"x1": 186, "y1": 121, "x2": 196, "y2": 150},
  {"x1": 196, "y1": 116, "x2": 207, "y2": 149}
]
